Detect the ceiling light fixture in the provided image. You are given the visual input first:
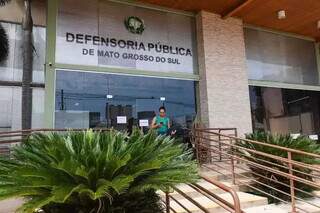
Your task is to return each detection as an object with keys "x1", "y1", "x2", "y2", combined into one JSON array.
[
  {"x1": 277, "y1": 10, "x2": 286, "y2": 19},
  {"x1": 317, "y1": 20, "x2": 320, "y2": 29}
]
